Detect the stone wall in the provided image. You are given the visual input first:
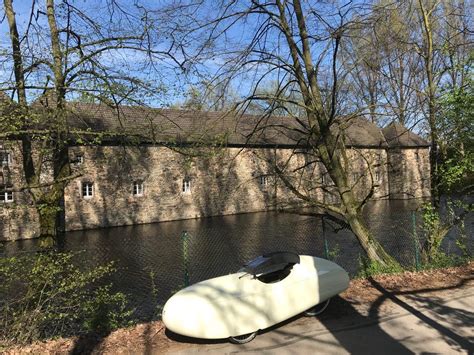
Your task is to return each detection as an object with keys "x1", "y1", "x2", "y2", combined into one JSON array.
[
  {"x1": 386, "y1": 148, "x2": 431, "y2": 199},
  {"x1": 1, "y1": 143, "x2": 430, "y2": 240},
  {"x1": 0, "y1": 141, "x2": 40, "y2": 240},
  {"x1": 64, "y1": 145, "x2": 393, "y2": 231},
  {"x1": 346, "y1": 148, "x2": 390, "y2": 200},
  {"x1": 64, "y1": 146, "x2": 279, "y2": 231}
]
